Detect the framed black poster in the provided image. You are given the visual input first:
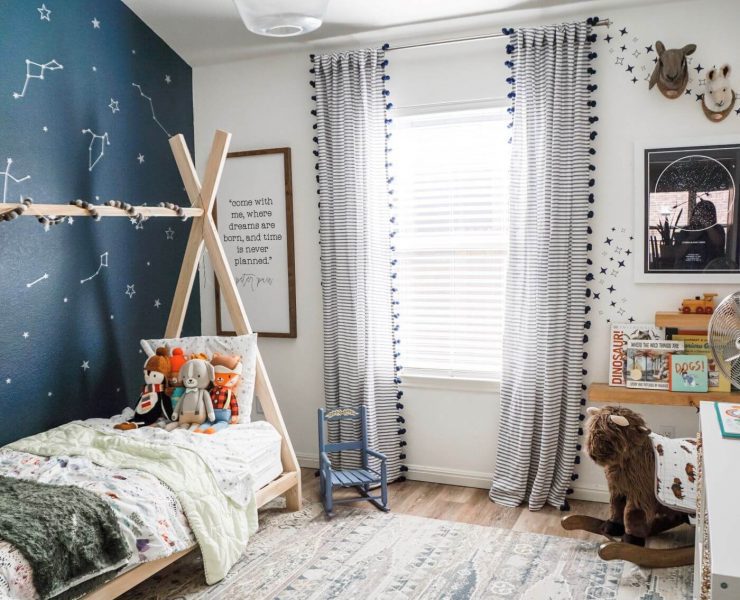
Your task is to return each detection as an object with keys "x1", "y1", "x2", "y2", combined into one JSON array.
[{"x1": 635, "y1": 137, "x2": 740, "y2": 283}]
